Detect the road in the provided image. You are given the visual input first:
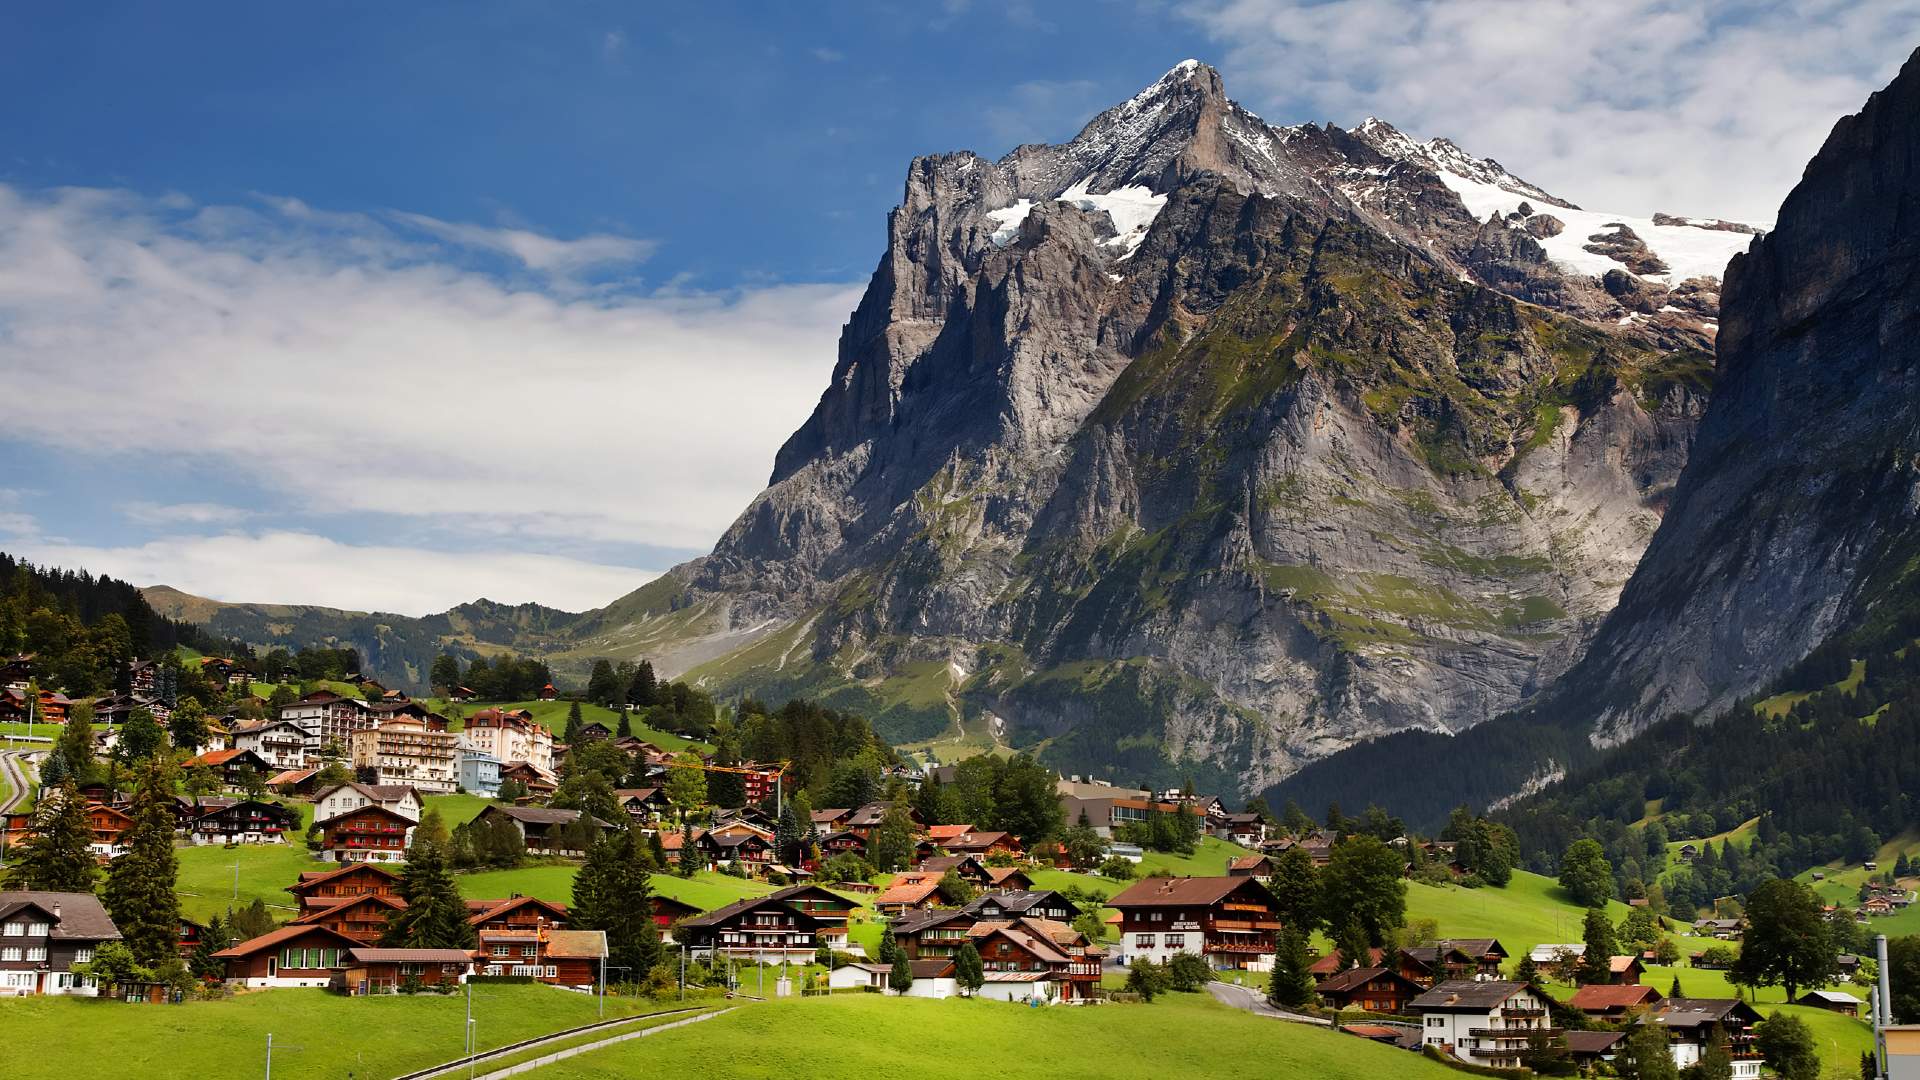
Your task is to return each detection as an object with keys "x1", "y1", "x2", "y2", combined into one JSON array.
[
  {"x1": 0, "y1": 749, "x2": 35, "y2": 816},
  {"x1": 1206, "y1": 980, "x2": 1331, "y2": 1025},
  {"x1": 394, "y1": 1006, "x2": 729, "y2": 1080}
]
